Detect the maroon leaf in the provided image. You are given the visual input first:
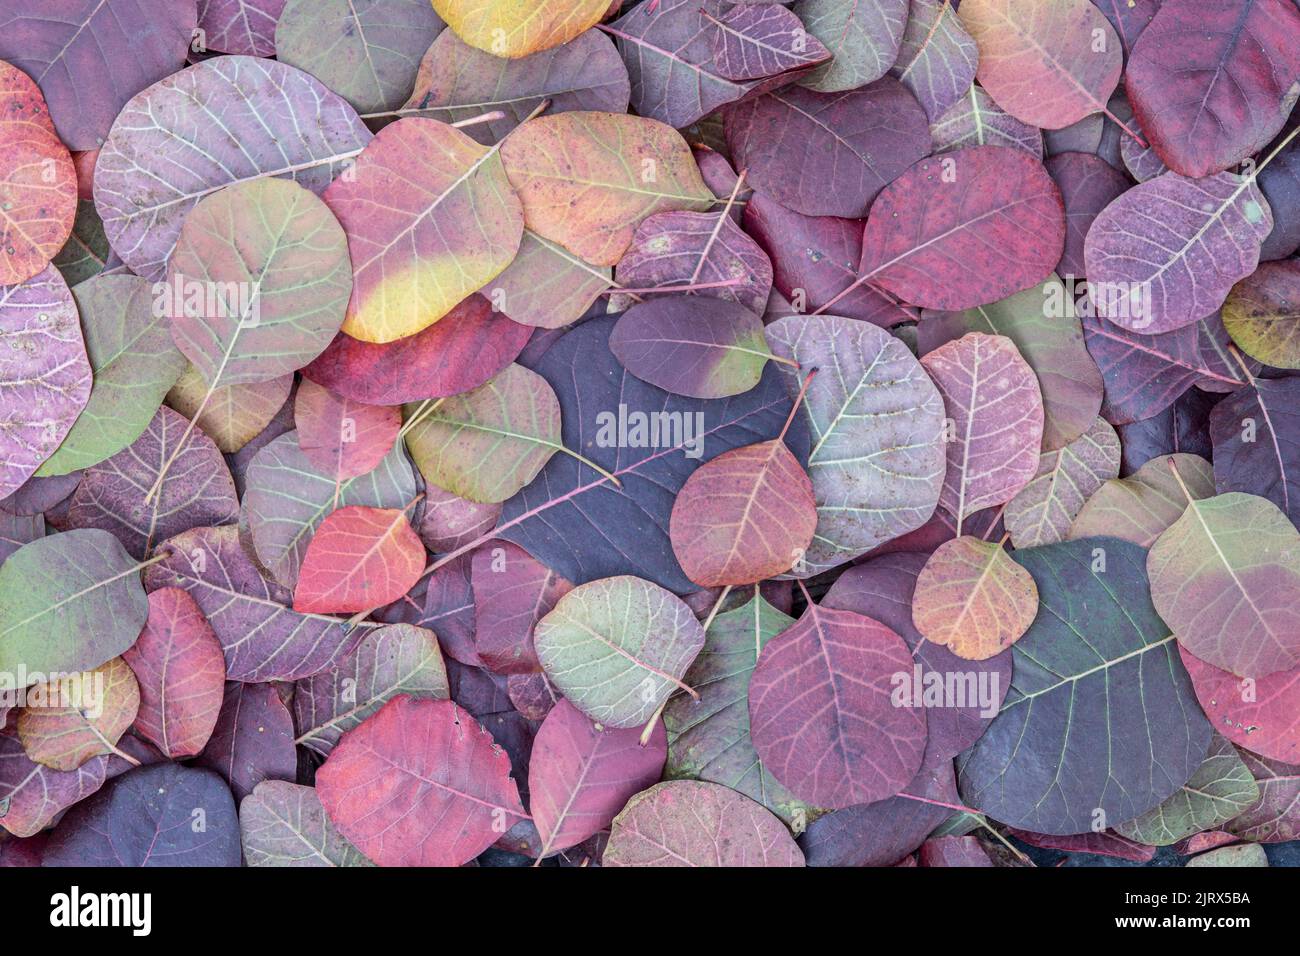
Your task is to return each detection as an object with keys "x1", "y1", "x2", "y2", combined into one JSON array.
[
  {"x1": 1008, "y1": 827, "x2": 1157, "y2": 862},
  {"x1": 919, "y1": 834, "x2": 994, "y2": 866},
  {"x1": 194, "y1": 681, "x2": 297, "y2": 802},
  {"x1": 529, "y1": 698, "x2": 667, "y2": 858},
  {"x1": 724, "y1": 79, "x2": 931, "y2": 219},
  {"x1": 122, "y1": 587, "x2": 226, "y2": 758},
  {"x1": 742, "y1": 191, "x2": 909, "y2": 326},
  {"x1": 316, "y1": 695, "x2": 526, "y2": 866},
  {"x1": 302, "y1": 293, "x2": 532, "y2": 405},
  {"x1": 857, "y1": 147, "x2": 1066, "y2": 311},
  {"x1": 471, "y1": 542, "x2": 572, "y2": 675},
  {"x1": 749, "y1": 599, "x2": 927, "y2": 809},
  {"x1": 506, "y1": 671, "x2": 558, "y2": 721},
  {"x1": 1127, "y1": 0, "x2": 1300, "y2": 177}
]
